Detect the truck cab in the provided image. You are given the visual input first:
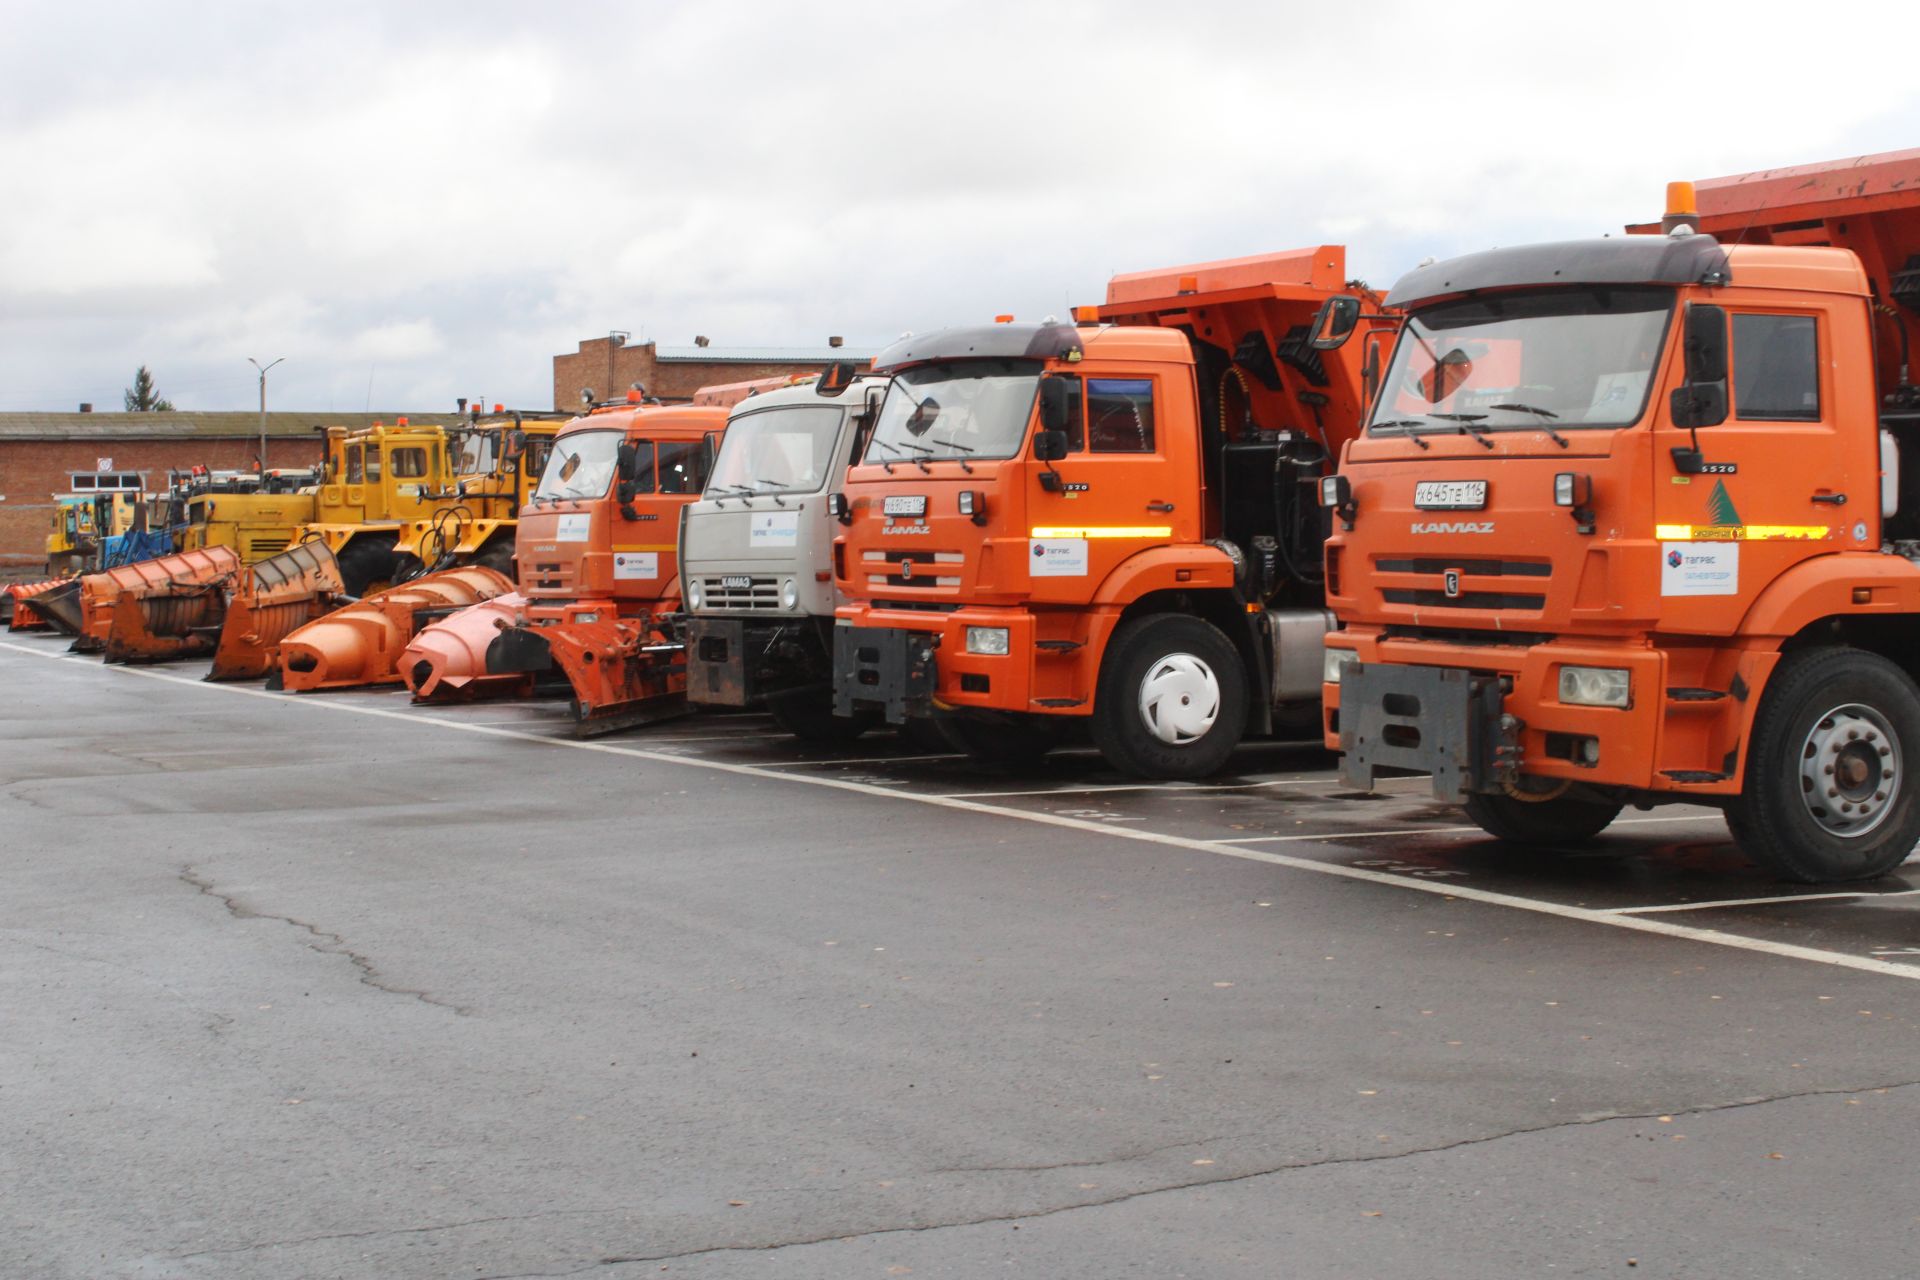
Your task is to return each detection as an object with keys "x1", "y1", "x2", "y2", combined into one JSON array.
[
  {"x1": 680, "y1": 370, "x2": 885, "y2": 737},
  {"x1": 1323, "y1": 151, "x2": 1920, "y2": 882},
  {"x1": 389, "y1": 411, "x2": 564, "y2": 580}
]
